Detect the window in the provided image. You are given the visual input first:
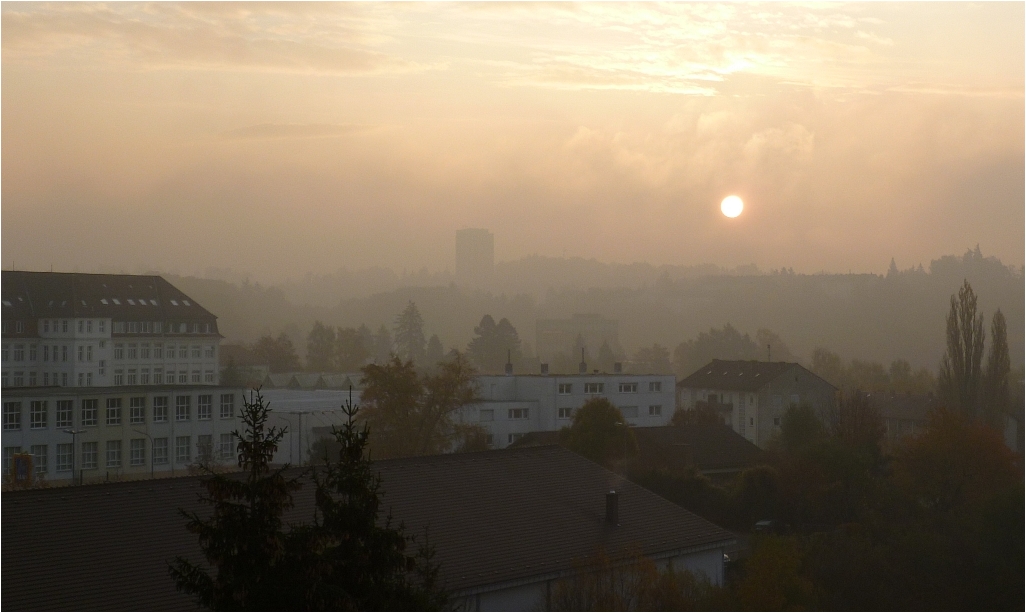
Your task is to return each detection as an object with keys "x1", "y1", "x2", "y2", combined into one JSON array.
[
  {"x1": 204, "y1": 345, "x2": 215, "y2": 359},
  {"x1": 29, "y1": 371, "x2": 37, "y2": 386},
  {"x1": 219, "y1": 394, "x2": 235, "y2": 419},
  {"x1": 197, "y1": 395, "x2": 212, "y2": 420},
  {"x1": 106, "y1": 398, "x2": 122, "y2": 425},
  {"x1": 1, "y1": 372, "x2": 7, "y2": 388},
  {"x1": 175, "y1": 396, "x2": 191, "y2": 421},
  {"x1": 191, "y1": 345, "x2": 201, "y2": 359},
  {"x1": 175, "y1": 436, "x2": 191, "y2": 463},
  {"x1": 1, "y1": 345, "x2": 7, "y2": 361},
  {"x1": 56, "y1": 400, "x2": 73, "y2": 428},
  {"x1": 178, "y1": 371, "x2": 188, "y2": 384},
  {"x1": 191, "y1": 370, "x2": 201, "y2": 384},
  {"x1": 584, "y1": 382, "x2": 604, "y2": 394},
  {"x1": 648, "y1": 405, "x2": 662, "y2": 416},
  {"x1": 106, "y1": 440, "x2": 122, "y2": 468},
  {"x1": 153, "y1": 322, "x2": 161, "y2": 334},
  {"x1": 56, "y1": 443, "x2": 73, "y2": 471},
  {"x1": 558, "y1": 383, "x2": 573, "y2": 395},
  {"x1": 61, "y1": 372, "x2": 68, "y2": 386},
  {"x1": 129, "y1": 397, "x2": 146, "y2": 424},
  {"x1": 16, "y1": 321, "x2": 24, "y2": 333},
  {"x1": 127, "y1": 369, "x2": 137, "y2": 385},
  {"x1": 42, "y1": 345, "x2": 49, "y2": 362},
  {"x1": 78, "y1": 373, "x2": 85, "y2": 387},
  {"x1": 99, "y1": 359, "x2": 106, "y2": 376},
  {"x1": 77, "y1": 399, "x2": 99, "y2": 426},
  {"x1": 219, "y1": 433, "x2": 234, "y2": 459},
  {"x1": 62, "y1": 346, "x2": 68, "y2": 362},
  {"x1": 78, "y1": 346, "x2": 84, "y2": 362},
  {"x1": 508, "y1": 408, "x2": 529, "y2": 420},
  {"x1": 114, "y1": 344, "x2": 124, "y2": 360},
  {"x1": 29, "y1": 345, "x2": 37, "y2": 361},
  {"x1": 43, "y1": 320, "x2": 50, "y2": 334},
  {"x1": 3, "y1": 446, "x2": 21, "y2": 474},
  {"x1": 113, "y1": 370, "x2": 124, "y2": 386},
  {"x1": 749, "y1": 417, "x2": 755, "y2": 426},
  {"x1": 558, "y1": 407, "x2": 573, "y2": 419},
  {"x1": 479, "y1": 409, "x2": 494, "y2": 422},
  {"x1": 127, "y1": 344, "x2": 138, "y2": 360},
  {"x1": 166, "y1": 371, "x2": 175, "y2": 385},
  {"x1": 140, "y1": 369, "x2": 149, "y2": 385},
  {"x1": 620, "y1": 406, "x2": 639, "y2": 418},
  {"x1": 649, "y1": 381, "x2": 662, "y2": 392},
  {"x1": 165, "y1": 344, "x2": 174, "y2": 358},
  {"x1": 14, "y1": 344, "x2": 24, "y2": 361},
  {"x1": 140, "y1": 344, "x2": 150, "y2": 359},
  {"x1": 508, "y1": 433, "x2": 524, "y2": 444},
  {"x1": 62, "y1": 320, "x2": 68, "y2": 333},
  {"x1": 618, "y1": 382, "x2": 638, "y2": 393},
  {"x1": 153, "y1": 396, "x2": 168, "y2": 422},
  {"x1": 30, "y1": 401, "x2": 48, "y2": 429},
  {"x1": 86, "y1": 320, "x2": 93, "y2": 333},
  {"x1": 153, "y1": 367, "x2": 163, "y2": 383},
  {"x1": 98, "y1": 320, "x2": 105, "y2": 333},
  {"x1": 130, "y1": 439, "x2": 146, "y2": 466},
  {"x1": 3, "y1": 401, "x2": 22, "y2": 430},
  {"x1": 153, "y1": 344, "x2": 162, "y2": 359},
  {"x1": 86, "y1": 345, "x2": 93, "y2": 361},
  {"x1": 204, "y1": 370, "x2": 215, "y2": 384},
  {"x1": 178, "y1": 346, "x2": 188, "y2": 359},
  {"x1": 153, "y1": 438, "x2": 169, "y2": 464},
  {"x1": 77, "y1": 320, "x2": 84, "y2": 333},
  {"x1": 197, "y1": 435, "x2": 213, "y2": 462},
  {"x1": 13, "y1": 372, "x2": 24, "y2": 386},
  {"x1": 82, "y1": 442, "x2": 98, "y2": 469},
  {"x1": 31, "y1": 445, "x2": 47, "y2": 474}
]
